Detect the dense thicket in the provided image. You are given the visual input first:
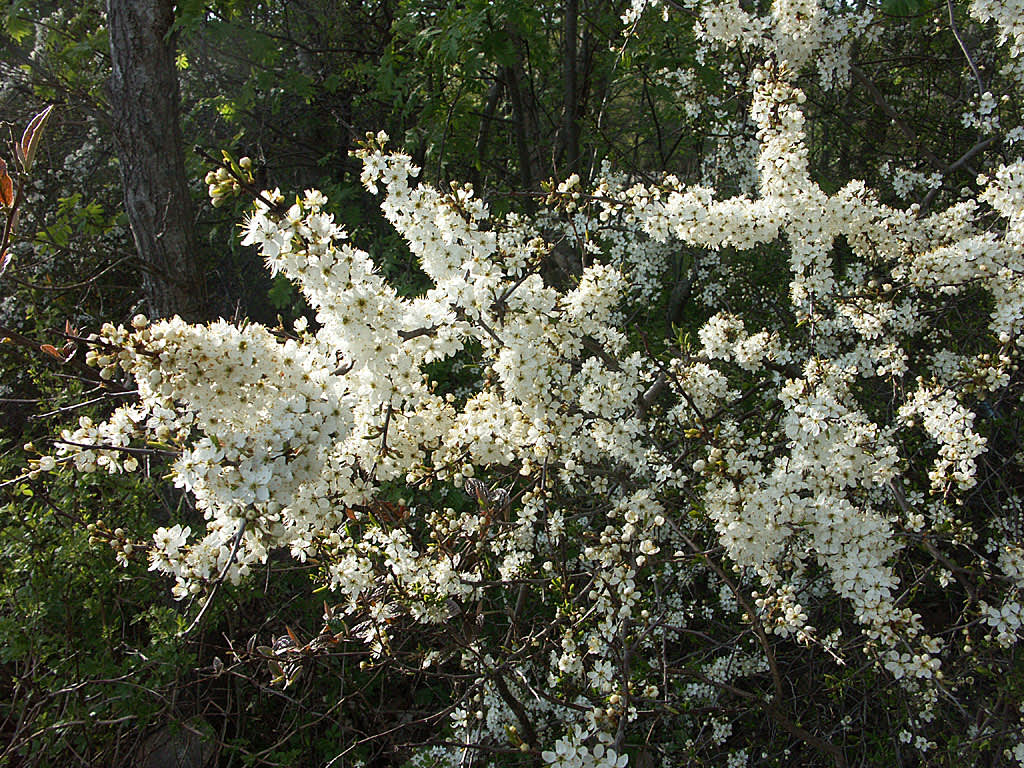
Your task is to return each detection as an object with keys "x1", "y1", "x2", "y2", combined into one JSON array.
[{"x1": 2, "y1": 1, "x2": 1024, "y2": 766}]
